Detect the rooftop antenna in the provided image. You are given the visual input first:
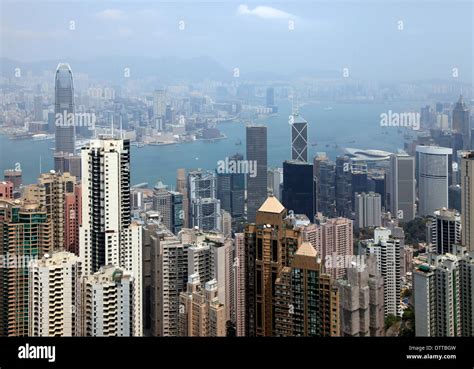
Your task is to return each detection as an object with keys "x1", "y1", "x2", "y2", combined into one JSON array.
[
  {"x1": 39, "y1": 155, "x2": 42, "y2": 175},
  {"x1": 119, "y1": 115, "x2": 123, "y2": 139}
]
